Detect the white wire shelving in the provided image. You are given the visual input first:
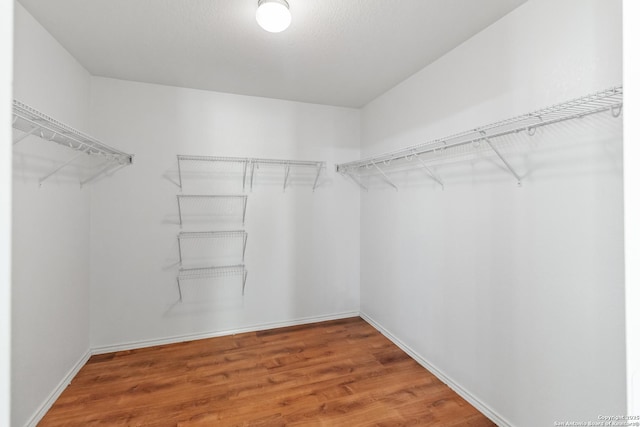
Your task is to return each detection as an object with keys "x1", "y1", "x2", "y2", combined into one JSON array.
[
  {"x1": 177, "y1": 155, "x2": 326, "y2": 192},
  {"x1": 176, "y1": 264, "x2": 248, "y2": 301},
  {"x1": 176, "y1": 194, "x2": 248, "y2": 227},
  {"x1": 336, "y1": 86, "x2": 623, "y2": 190},
  {"x1": 12, "y1": 100, "x2": 133, "y2": 186},
  {"x1": 177, "y1": 230, "x2": 248, "y2": 265}
]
